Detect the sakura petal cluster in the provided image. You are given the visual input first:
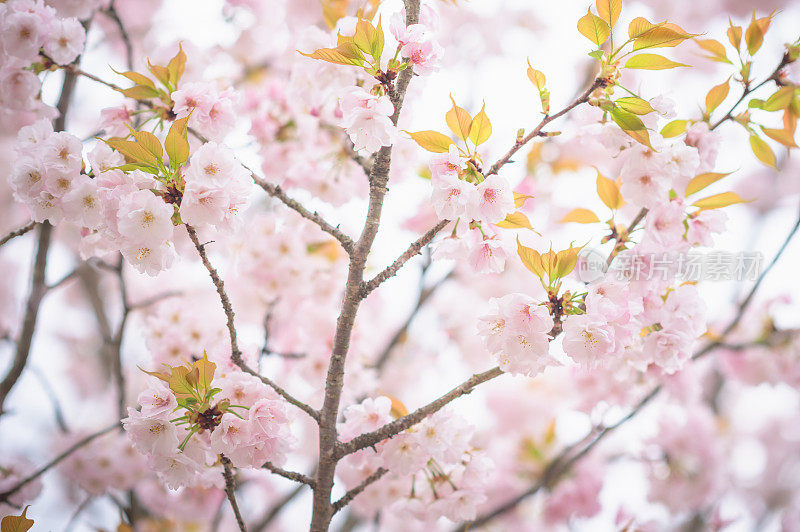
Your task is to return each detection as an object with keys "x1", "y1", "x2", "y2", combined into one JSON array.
[{"x1": 337, "y1": 396, "x2": 491, "y2": 525}]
